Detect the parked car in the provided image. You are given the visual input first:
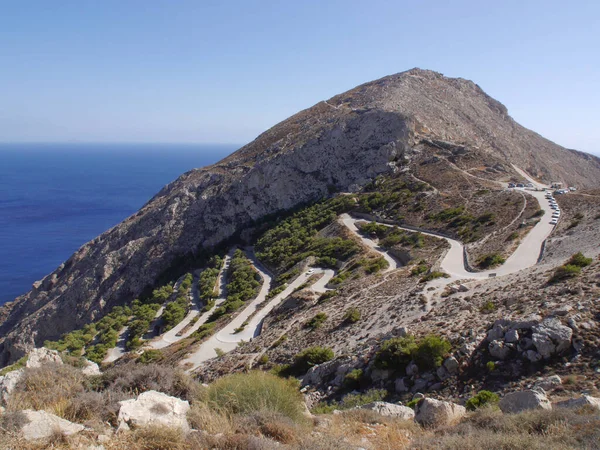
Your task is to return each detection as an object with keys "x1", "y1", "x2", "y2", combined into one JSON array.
[
  {"x1": 516, "y1": 183, "x2": 525, "y2": 188},
  {"x1": 569, "y1": 186, "x2": 577, "y2": 191},
  {"x1": 550, "y1": 218, "x2": 558, "y2": 225},
  {"x1": 508, "y1": 182, "x2": 516, "y2": 188}
]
